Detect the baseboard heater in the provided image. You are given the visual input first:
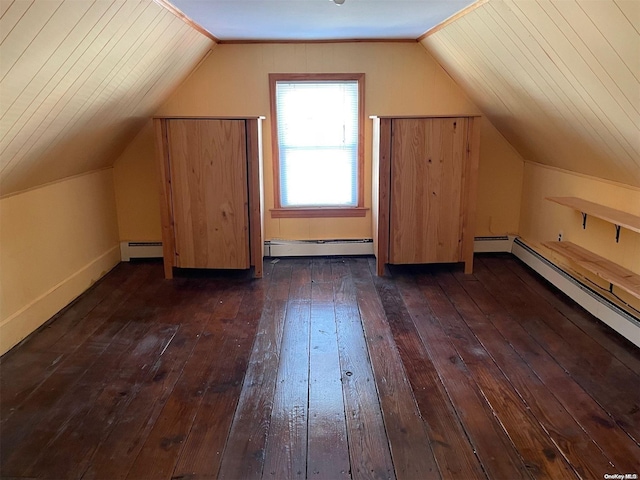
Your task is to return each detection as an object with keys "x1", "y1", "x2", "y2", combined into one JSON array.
[
  {"x1": 511, "y1": 237, "x2": 640, "y2": 348},
  {"x1": 473, "y1": 235, "x2": 515, "y2": 253},
  {"x1": 119, "y1": 236, "x2": 513, "y2": 262},
  {"x1": 264, "y1": 236, "x2": 515, "y2": 258},
  {"x1": 120, "y1": 241, "x2": 163, "y2": 261},
  {"x1": 264, "y1": 239, "x2": 374, "y2": 257}
]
